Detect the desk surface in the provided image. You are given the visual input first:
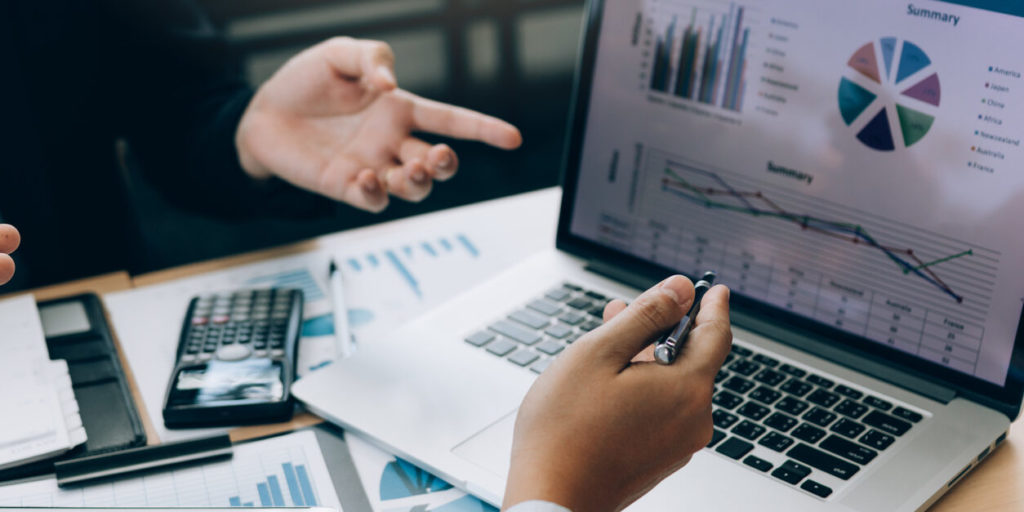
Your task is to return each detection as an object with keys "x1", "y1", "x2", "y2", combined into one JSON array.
[{"x1": 19, "y1": 192, "x2": 1023, "y2": 511}]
